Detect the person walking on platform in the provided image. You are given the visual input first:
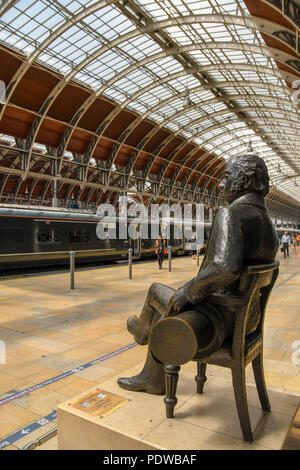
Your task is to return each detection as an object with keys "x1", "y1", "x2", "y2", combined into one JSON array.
[
  {"x1": 291, "y1": 236, "x2": 297, "y2": 253},
  {"x1": 155, "y1": 235, "x2": 166, "y2": 270},
  {"x1": 281, "y1": 231, "x2": 290, "y2": 258}
]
